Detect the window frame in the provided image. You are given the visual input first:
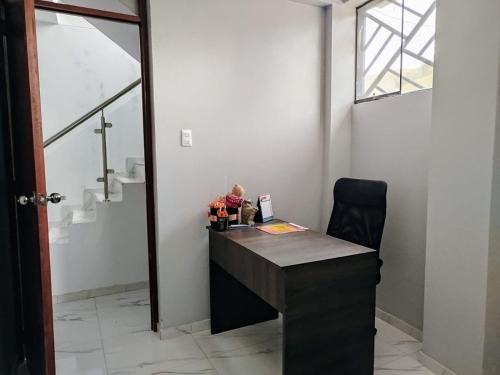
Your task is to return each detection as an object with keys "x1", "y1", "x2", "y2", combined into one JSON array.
[{"x1": 354, "y1": 0, "x2": 435, "y2": 104}]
